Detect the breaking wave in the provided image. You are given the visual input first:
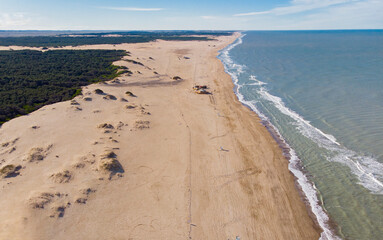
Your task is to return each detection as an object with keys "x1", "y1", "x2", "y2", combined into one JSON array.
[{"x1": 218, "y1": 33, "x2": 344, "y2": 240}]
